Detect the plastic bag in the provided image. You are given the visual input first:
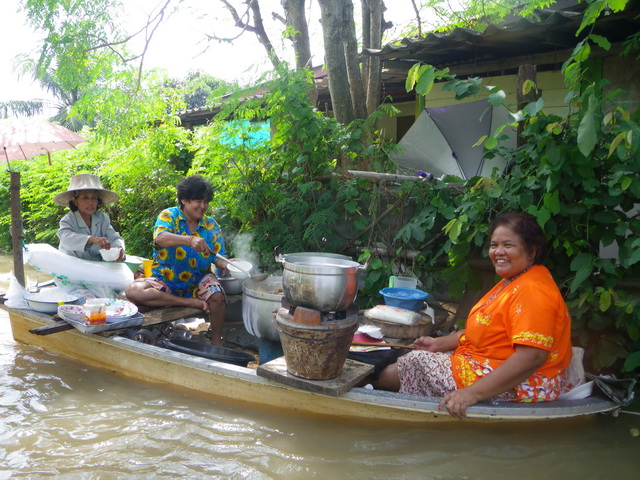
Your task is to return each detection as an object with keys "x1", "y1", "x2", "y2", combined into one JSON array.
[
  {"x1": 25, "y1": 244, "x2": 133, "y2": 291},
  {"x1": 4, "y1": 276, "x2": 29, "y2": 309},
  {"x1": 364, "y1": 304, "x2": 433, "y2": 326}
]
